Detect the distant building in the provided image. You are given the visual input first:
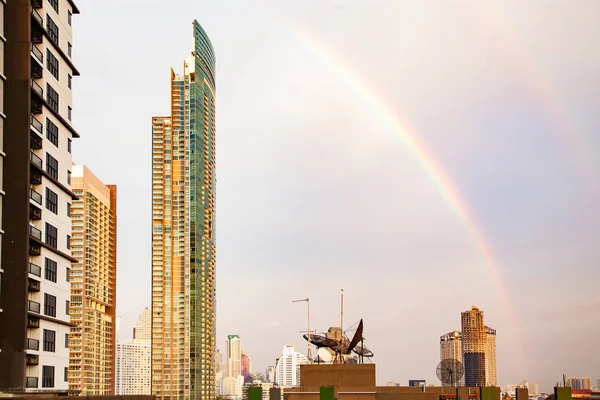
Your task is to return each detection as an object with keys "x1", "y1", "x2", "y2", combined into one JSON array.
[
  {"x1": 242, "y1": 353, "x2": 252, "y2": 378},
  {"x1": 461, "y1": 306, "x2": 497, "y2": 387},
  {"x1": 115, "y1": 307, "x2": 151, "y2": 395},
  {"x1": 567, "y1": 378, "x2": 592, "y2": 390},
  {"x1": 222, "y1": 375, "x2": 244, "y2": 398},
  {"x1": 409, "y1": 380, "x2": 426, "y2": 387},
  {"x1": 440, "y1": 330, "x2": 463, "y2": 386},
  {"x1": 266, "y1": 366, "x2": 275, "y2": 382},
  {"x1": 228, "y1": 335, "x2": 243, "y2": 377},
  {"x1": 275, "y1": 346, "x2": 310, "y2": 388},
  {"x1": 132, "y1": 307, "x2": 151, "y2": 342}
]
